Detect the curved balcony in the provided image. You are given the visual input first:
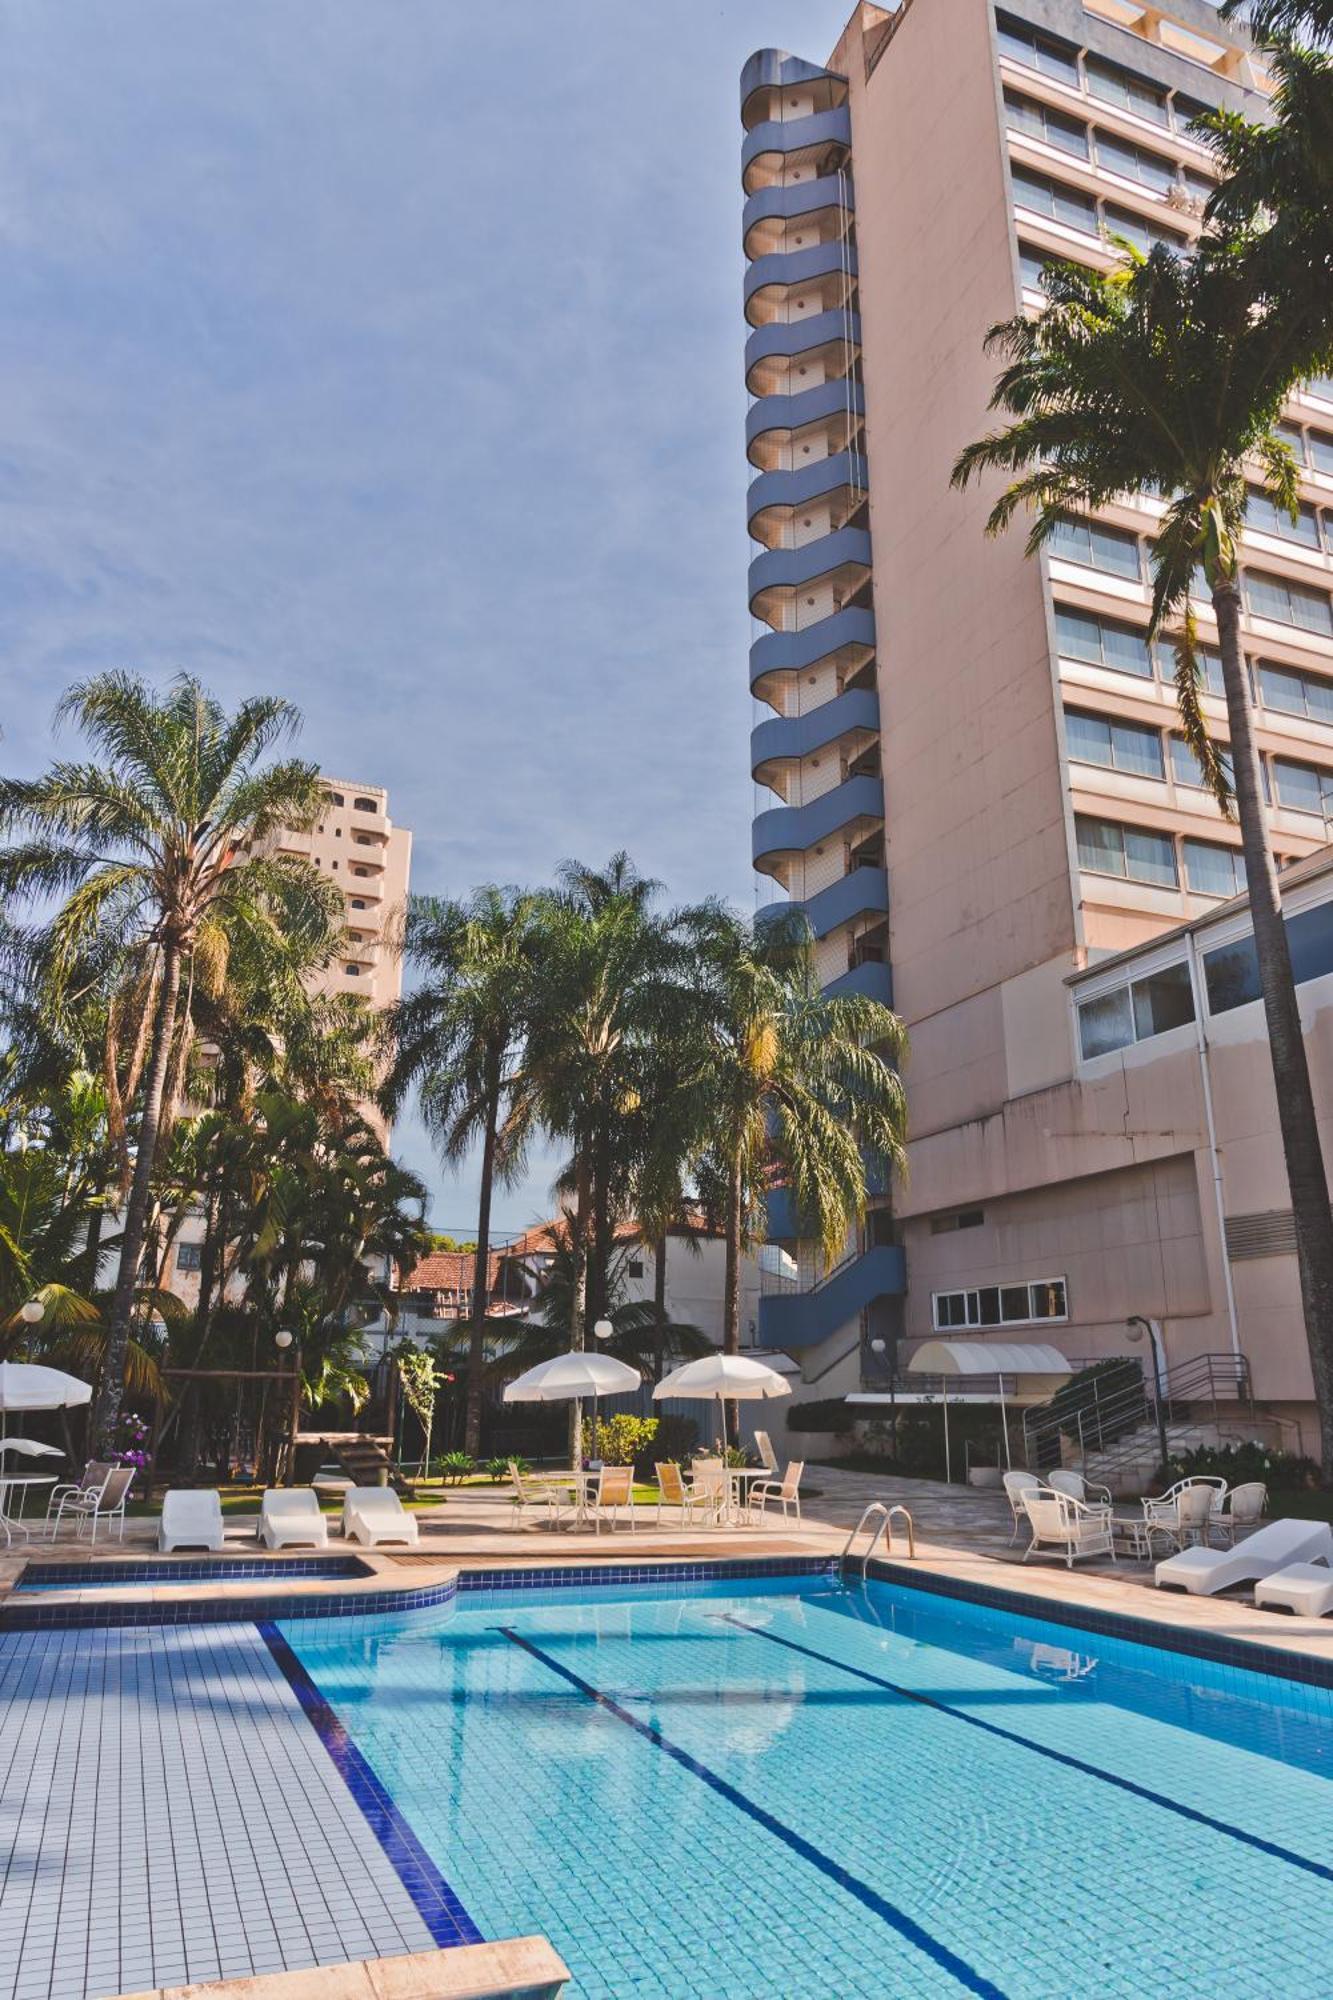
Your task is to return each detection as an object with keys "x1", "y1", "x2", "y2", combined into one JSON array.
[
  {"x1": 756, "y1": 1246, "x2": 906, "y2": 1351},
  {"x1": 752, "y1": 772, "x2": 884, "y2": 873},
  {"x1": 747, "y1": 448, "x2": 868, "y2": 541},
  {"x1": 748, "y1": 525, "x2": 872, "y2": 619},
  {"x1": 746, "y1": 378, "x2": 864, "y2": 461},
  {"x1": 740, "y1": 50, "x2": 845, "y2": 125},
  {"x1": 824, "y1": 959, "x2": 894, "y2": 1005},
  {"x1": 745, "y1": 310, "x2": 861, "y2": 390},
  {"x1": 742, "y1": 105, "x2": 852, "y2": 189},
  {"x1": 744, "y1": 240, "x2": 857, "y2": 321},
  {"x1": 749, "y1": 604, "x2": 876, "y2": 691},
  {"x1": 750, "y1": 686, "x2": 879, "y2": 780},
  {"x1": 742, "y1": 175, "x2": 854, "y2": 258},
  {"x1": 757, "y1": 867, "x2": 888, "y2": 944}
]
